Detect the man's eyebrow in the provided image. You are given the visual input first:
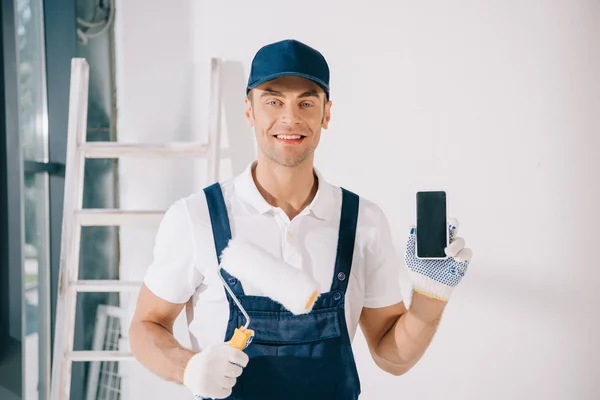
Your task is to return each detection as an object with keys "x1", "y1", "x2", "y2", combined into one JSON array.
[
  {"x1": 297, "y1": 91, "x2": 320, "y2": 99},
  {"x1": 260, "y1": 89, "x2": 283, "y2": 98},
  {"x1": 259, "y1": 89, "x2": 321, "y2": 99}
]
